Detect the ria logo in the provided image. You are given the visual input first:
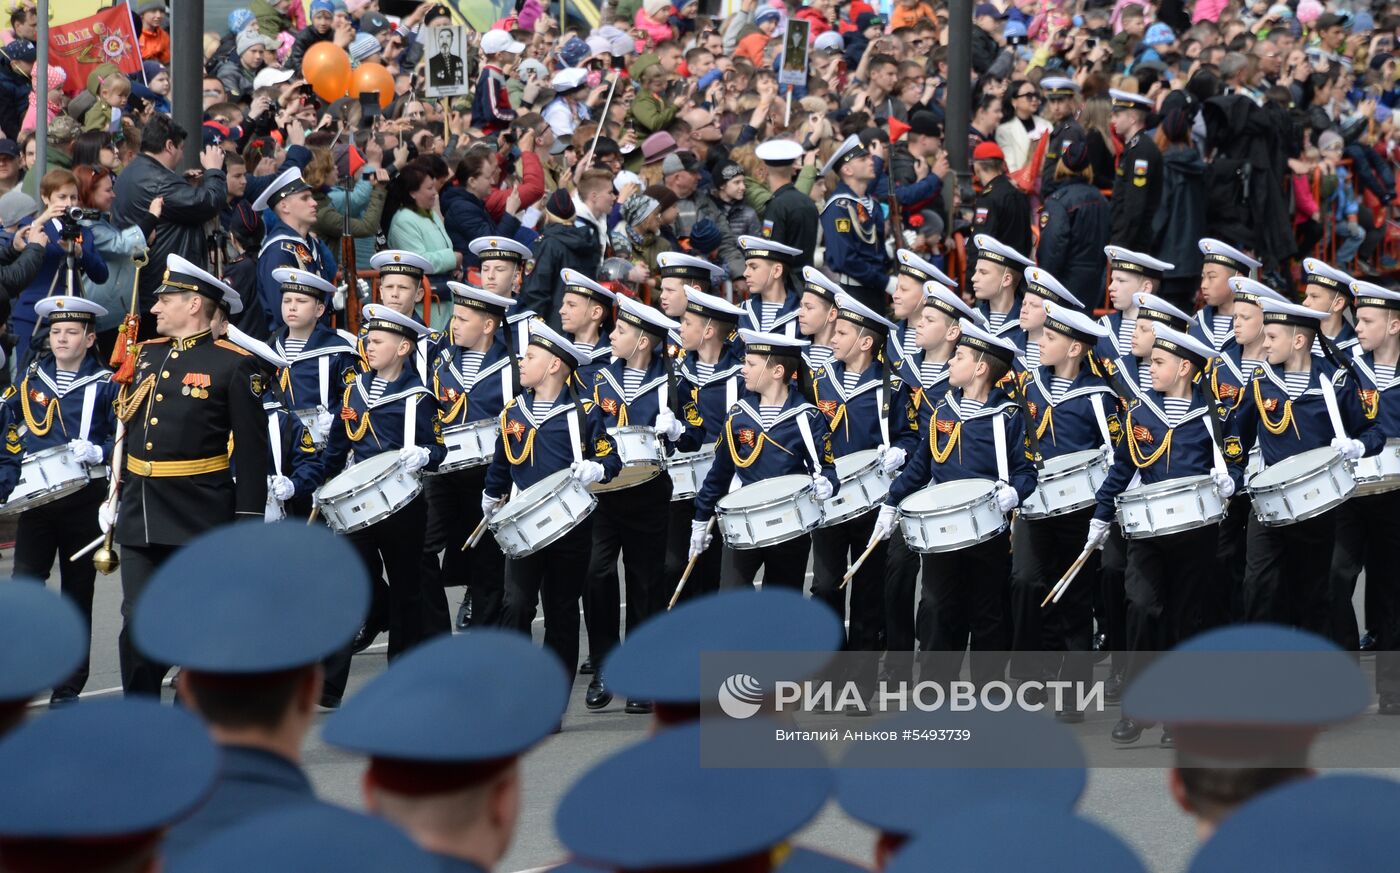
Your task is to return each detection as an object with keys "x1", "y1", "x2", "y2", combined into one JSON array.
[{"x1": 717, "y1": 673, "x2": 764, "y2": 719}]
